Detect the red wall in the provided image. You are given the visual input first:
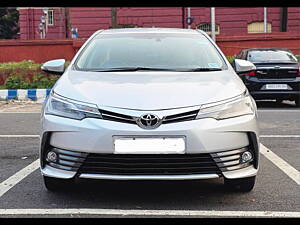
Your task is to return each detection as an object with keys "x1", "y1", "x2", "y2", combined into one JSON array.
[
  {"x1": 68, "y1": 7, "x2": 300, "y2": 39},
  {"x1": 0, "y1": 40, "x2": 75, "y2": 63},
  {"x1": 18, "y1": 7, "x2": 300, "y2": 40},
  {"x1": 0, "y1": 33, "x2": 299, "y2": 64},
  {"x1": 217, "y1": 32, "x2": 300, "y2": 56}
]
